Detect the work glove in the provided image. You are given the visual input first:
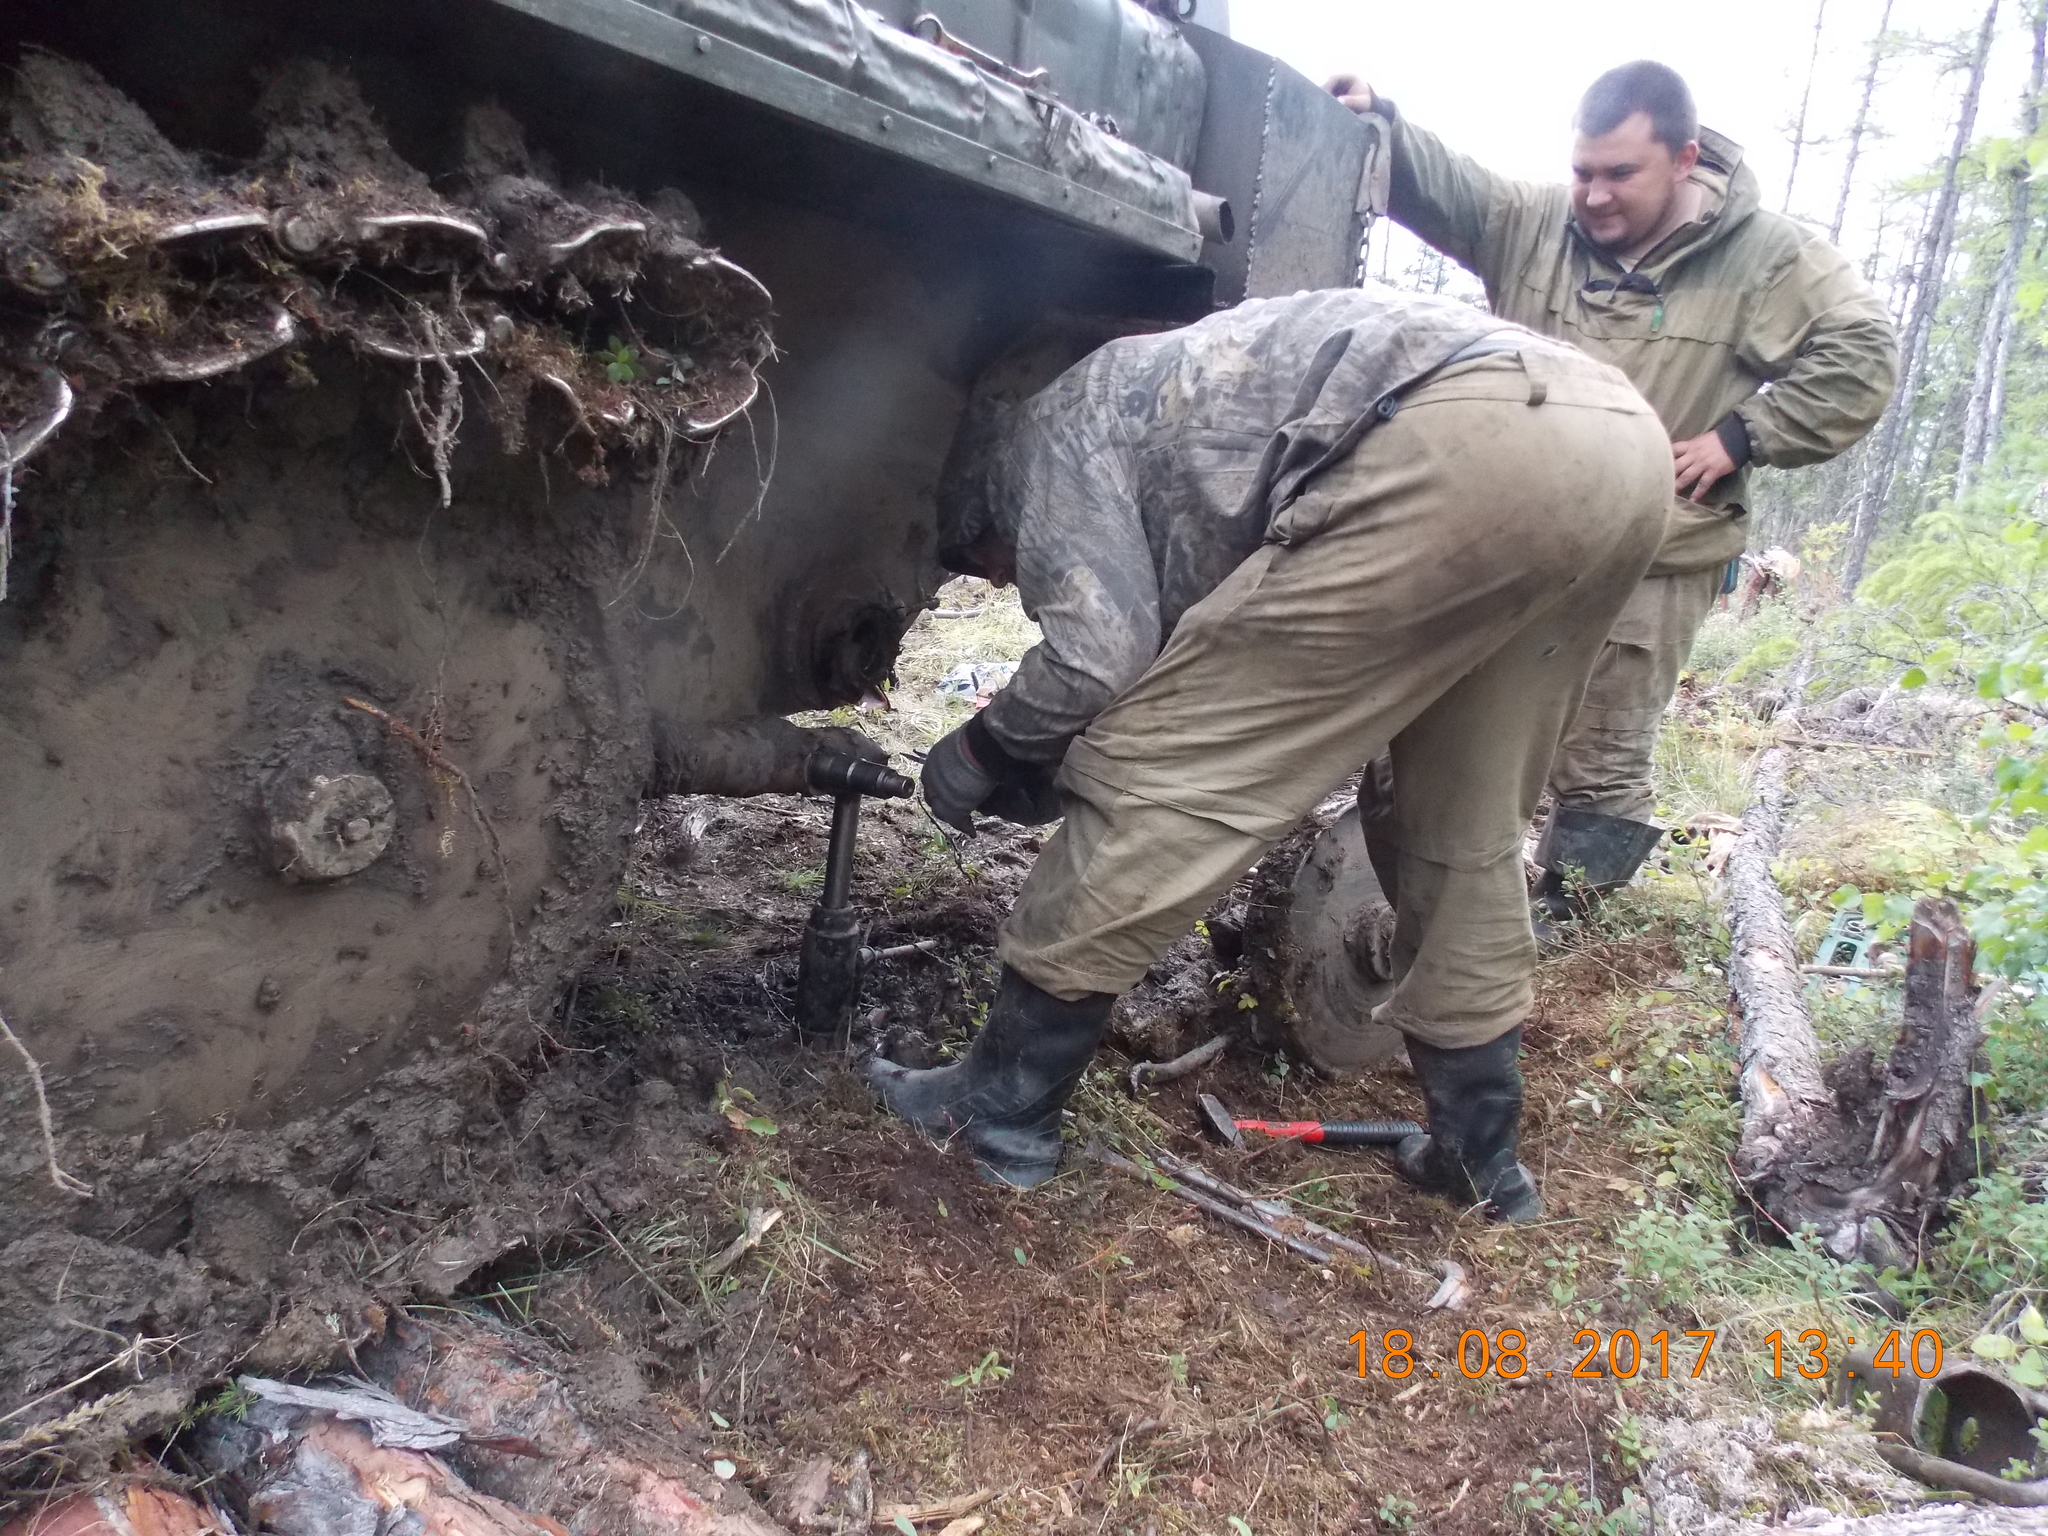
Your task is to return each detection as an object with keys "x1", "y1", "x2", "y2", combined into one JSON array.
[
  {"x1": 983, "y1": 763, "x2": 1063, "y2": 827},
  {"x1": 920, "y1": 722, "x2": 1000, "y2": 834},
  {"x1": 921, "y1": 717, "x2": 1065, "y2": 833}
]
